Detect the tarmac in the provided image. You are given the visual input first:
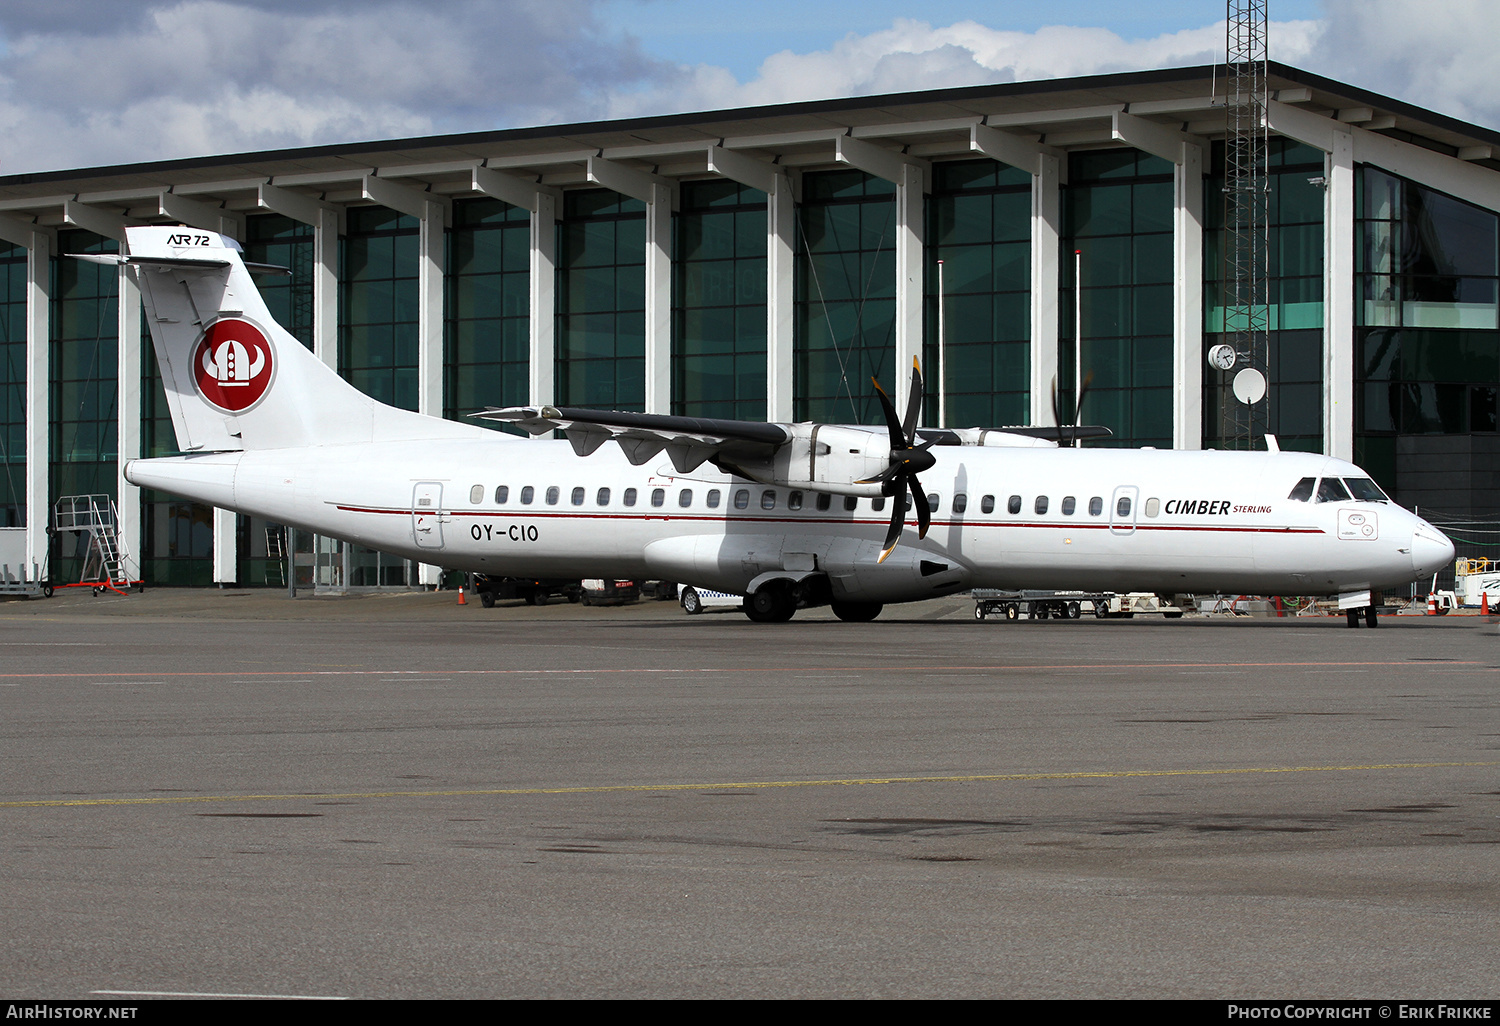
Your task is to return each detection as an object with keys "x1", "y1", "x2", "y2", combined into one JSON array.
[{"x1": 1, "y1": 587, "x2": 1495, "y2": 999}]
